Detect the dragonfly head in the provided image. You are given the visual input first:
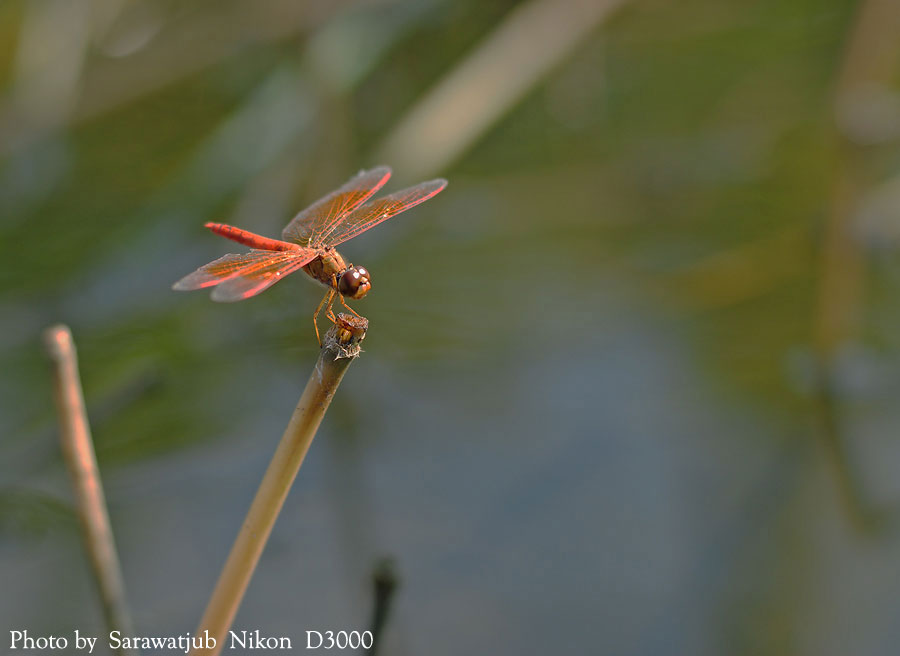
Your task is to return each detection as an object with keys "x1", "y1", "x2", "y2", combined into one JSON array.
[{"x1": 338, "y1": 266, "x2": 371, "y2": 300}]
